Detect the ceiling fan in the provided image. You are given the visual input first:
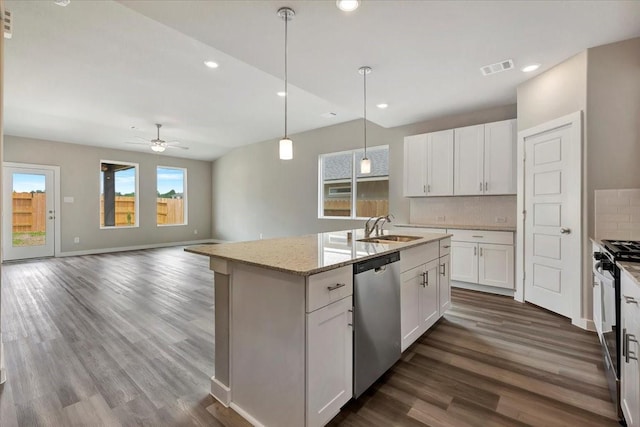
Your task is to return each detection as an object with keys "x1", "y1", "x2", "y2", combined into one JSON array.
[{"x1": 126, "y1": 123, "x2": 189, "y2": 153}]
